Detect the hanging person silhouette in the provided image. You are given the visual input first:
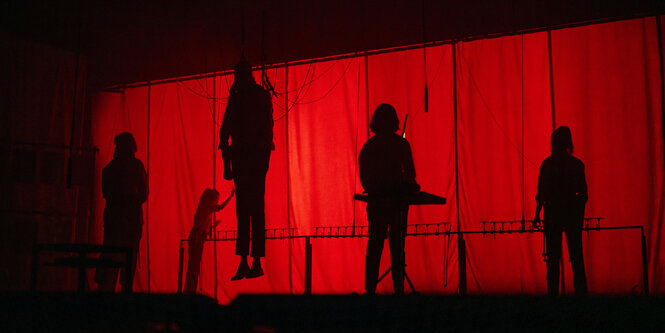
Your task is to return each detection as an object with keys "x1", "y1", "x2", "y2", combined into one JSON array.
[
  {"x1": 219, "y1": 58, "x2": 274, "y2": 281},
  {"x1": 534, "y1": 126, "x2": 588, "y2": 296},
  {"x1": 359, "y1": 104, "x2": 419, "y2": 295}
]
